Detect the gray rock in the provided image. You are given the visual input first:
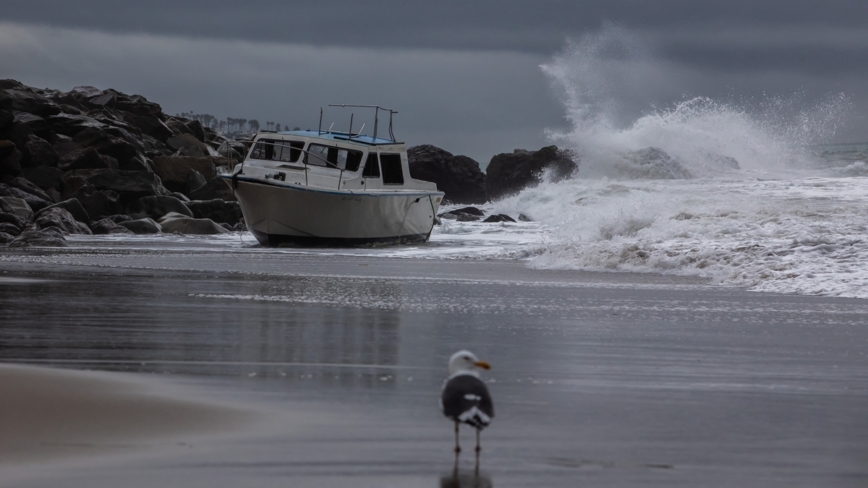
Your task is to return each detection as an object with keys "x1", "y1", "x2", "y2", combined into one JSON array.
[
  {"x1": 119, "y1": 217, "x2": 162, "y2": 234},
  {"x1": 188, "y1": 176, "x2": 235, "y2": 201},
  {"x1": 128, "y1": 195, "x2": 192, "y2": 220},
  {"x1": 35, "y1": 207, "x2": 92, "y2": 235},
  {"x1": 46, "y1": 113, "x2": 106, "y2": 137},
  {"x1": 2, "y1": 176, "x2": 53, "y2": 202},
  {"x1": 21, "y1": 166, "x2": 64, "y2": 191},
  {"x1": 90, "y1": 217, "x2": 134, "y2": 235},
  {"x1": 0, "y1": 184, "x2": 50, "y2": 212},
  {"x1": 9, "y1": 227, "x2": 67, "y2": 247},
  {"x1": 407, "y1": 145, "x2": 487, "y2": 204},
  {"x1": 486, "y1": 146, "x2": 578, "y2": 200},
  {"x1": 151, "y1": 156, "x2": 216, "y2": 193},
  {"x1": 0, "y1": 141, "x2": 21, "y2": 176},
  {"x1": 12, "y1": 111, "x2": 49, "y2": 134},
  {"x1": 21, "y1": 135, "x2": 58, "y2": 168},
  {"x1": 167, "y1": 133, "x2": 208, "y2": 158},
  {"x1": 185, "y1": 169, "x2": 207, "y2": 194},
  {"x1": 483, "y1": 214, "x2": 516, "y2": 223},
  {"x1": 70, "y1": 169, "x2": 168, "y2": 206},
  {"x1": 0, "y1": 222, "x2": 21, "y2": 236},
  {"x1": 518, "y1": 213, "x2": 533, "y2": 222},
  {"x1": 0, "y1": 196, "x2": 33, "y2": 221},
  {"x1": 41, "y1": 198, "x2": 91, "y2": 225},
  {"x1": 186, "y1": 199, "x2": 243, "y2": 225},
  {"x1": 58, "y1": 147, "x2": 119, "y2": 171},
  {"x1": 157, "y1": 212, "x2": 229, "y2": 235},
  {"x1": 0, "y1": 212, "x2": 27, "y2": 229},
  {"x1": 0, "y1": 231, "x2": 14, "y2": 244},
  {"x1": 70, "y1": 188, "x2": 122, "y2": 220}
]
